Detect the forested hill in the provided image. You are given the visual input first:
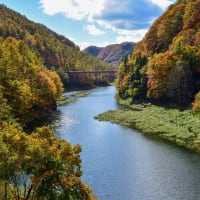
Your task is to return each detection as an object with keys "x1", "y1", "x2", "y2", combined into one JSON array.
[
  {"x1": 83, "y1": 46, "x2": 102, "y2": 57},
  {"x1": 0, "y1": 29, "x2": 96, "y2": 200},
  {"x1": 83, "y1": 42, "x2": 135, "y2": 67},
  {"x1": 0, "y1": 6, "x2": 101, "y2": 198},
  {"x1": 0, "y1": 5, "x2": 113, "y2": 87},
  {"x1": 117, "y1": 0, "x2": 200, "y2": 110}
]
